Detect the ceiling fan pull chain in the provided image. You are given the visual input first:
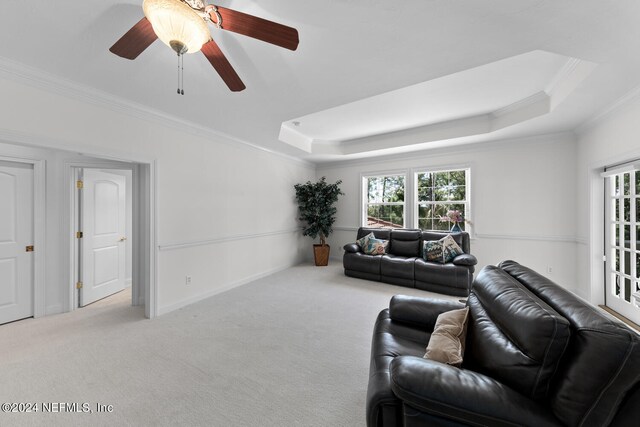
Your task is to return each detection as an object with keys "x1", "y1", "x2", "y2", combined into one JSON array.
[
  {"x1": 176, "y1": 52, "x2": 185, "y2": 95},
  {"x1": 181, "y1": 54, "x2": 185, "y2": 95}
]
